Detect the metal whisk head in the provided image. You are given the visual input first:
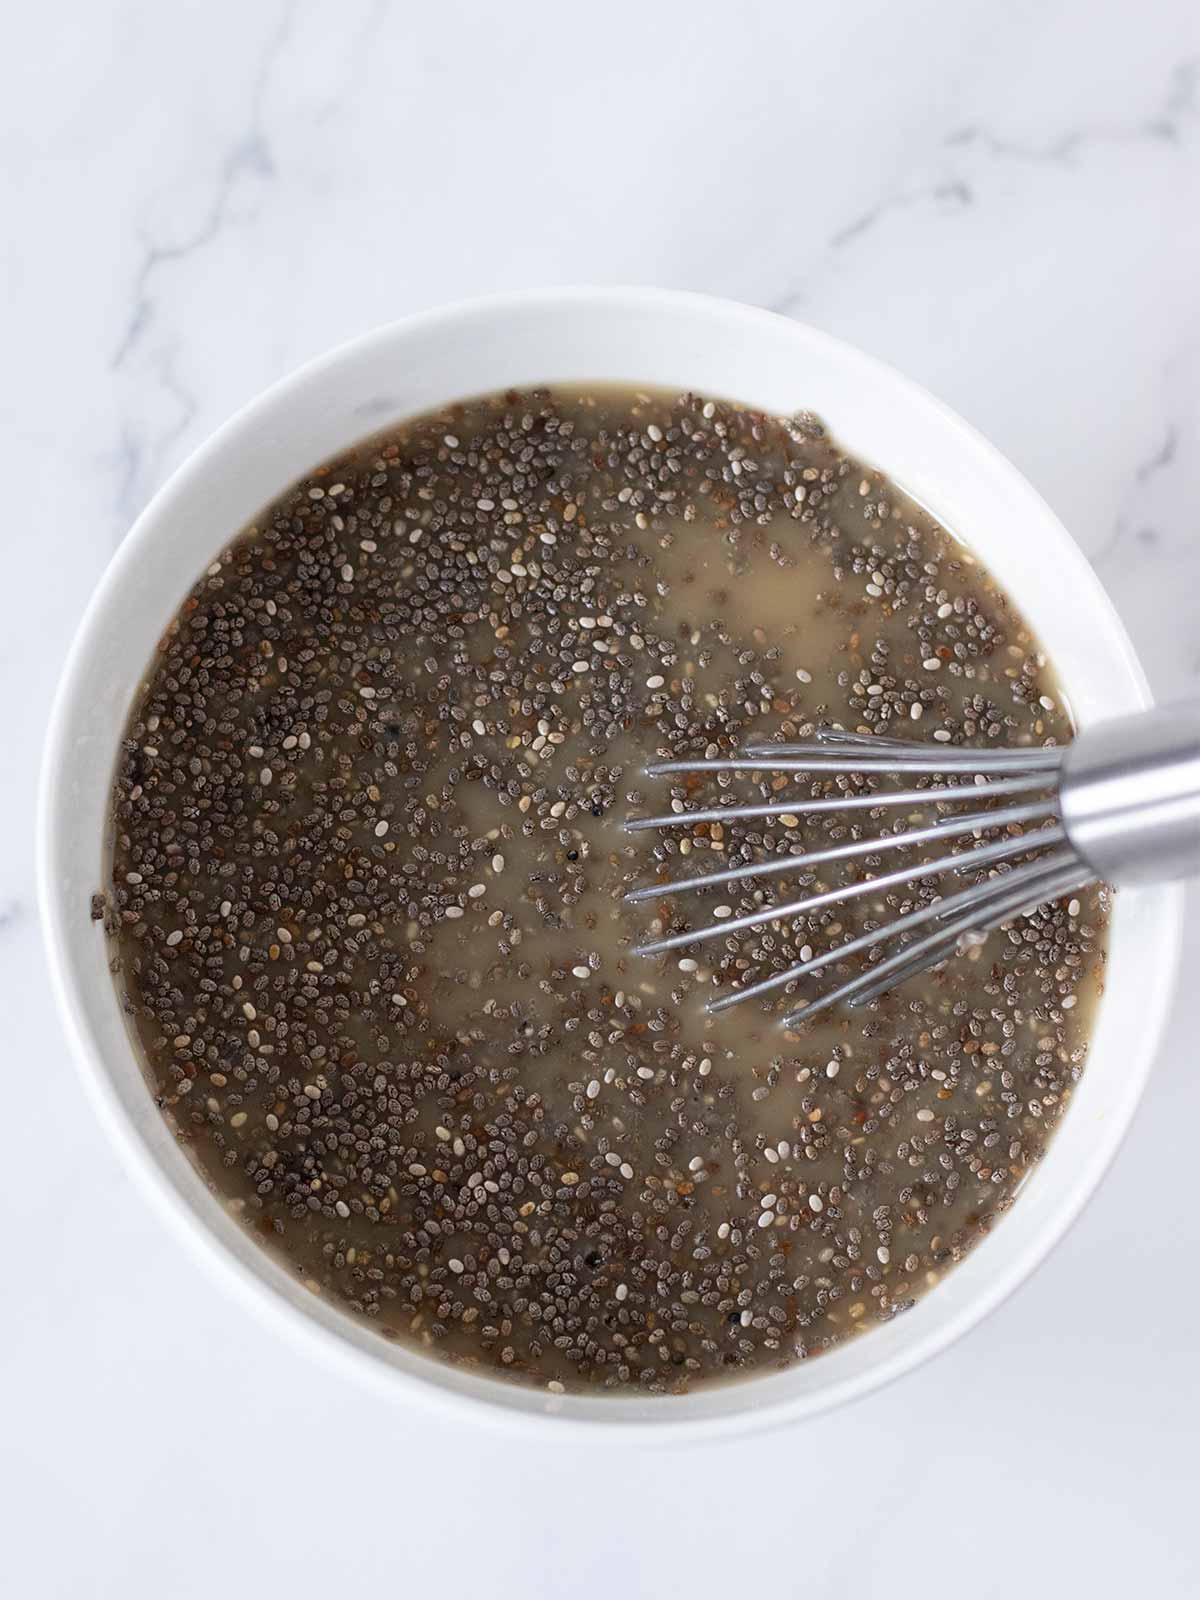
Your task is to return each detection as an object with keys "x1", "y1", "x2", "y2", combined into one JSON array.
[{"x1": 625, "y1": 700, "x2": 1200, "y2": 1025}]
